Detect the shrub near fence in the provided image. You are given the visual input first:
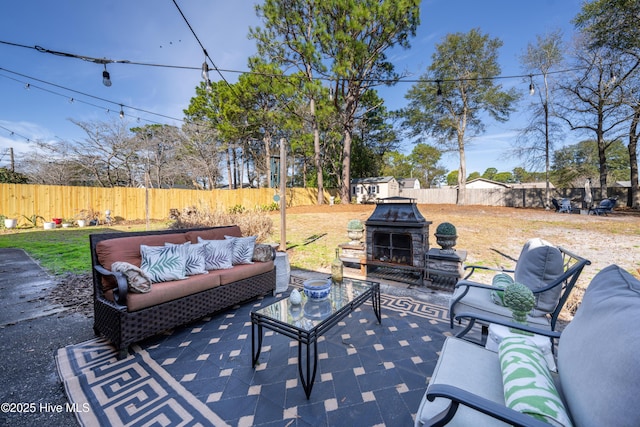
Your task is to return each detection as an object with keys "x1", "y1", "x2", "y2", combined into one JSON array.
[{"x1": 0, "y1": 183, "x2": 335, "y2": 225}]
